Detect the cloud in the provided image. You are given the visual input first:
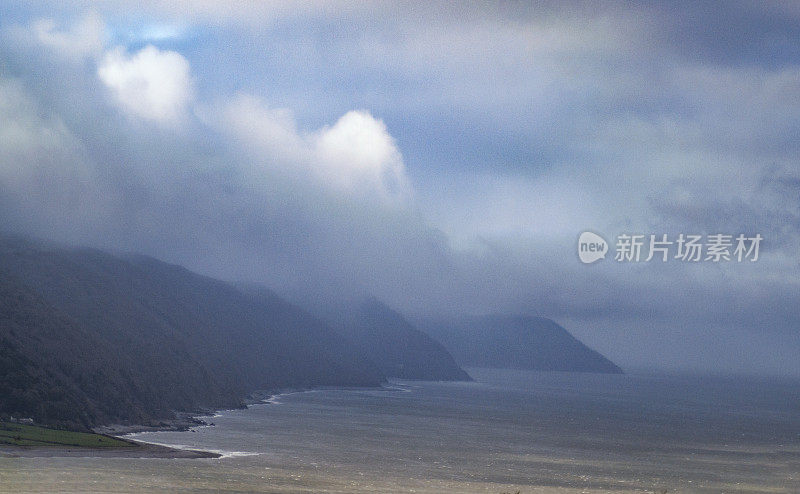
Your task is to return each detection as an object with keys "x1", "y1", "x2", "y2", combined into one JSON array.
[
  {"x1": 12, "y1": 14, "x2": 194, "y2": 125},
  {"x1": 98, "y1": 45, "x2": 193, "y2": 124},
  {"x1": 212, "y1": 95, "x2": 410, "y2": 202},
  {"x1": 21, "y1": 1, "x2": 379, "y2": 27},
  {"x1": 0, "y1": 78, "x2": 74, "y2": 157},
  {"x1": 2, "y1": 3, "x2": 800, "y2": 374},
  {"x1": 314, "y1": 110, "x2": 408, "y2": 199},
  {"x1": 0, "y1": 77, "x2": 105, "y2": 241},
  {"x1": 29, "y1": 11, "x2": 105, "y2": 60}
]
